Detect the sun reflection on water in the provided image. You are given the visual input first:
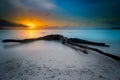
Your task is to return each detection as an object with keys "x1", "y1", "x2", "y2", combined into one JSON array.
[
  {"x1": 20, "y1": 29, "x2": 57, "y2": 39},
  {"x1": 26, "y1": 30, "x2": 47, "y2": 38},
  {"x1": 30, "y1": 30, "x2": 33, "y2": 38},
  {"x1": 26, "y1": 30, "x2": 39, "y2": 38}
]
